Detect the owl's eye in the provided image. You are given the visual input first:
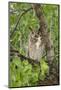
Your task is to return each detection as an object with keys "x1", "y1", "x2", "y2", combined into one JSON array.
[{"x1": 32, "y1": 31, "x2": 34, "y2": 34}]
